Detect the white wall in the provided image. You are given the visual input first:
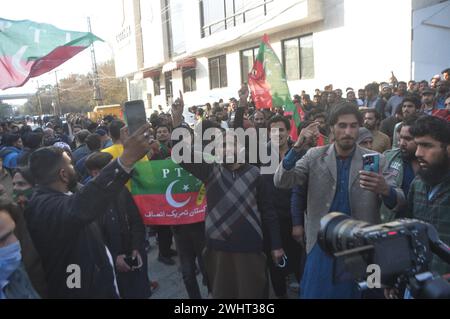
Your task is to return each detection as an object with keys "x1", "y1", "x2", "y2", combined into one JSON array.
[
  {"x1": 140, "y1": 0, "x2": 166, "y2": 68},
  {"x1": 412, "y1": 1, "x2": 450, "y2": 81},
  {"x1": 115, "y1": 0, "x2": 420, "y2": 108},
  {"x1": 114, "y1": 0, "x2": 139, "y2": 78}
]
